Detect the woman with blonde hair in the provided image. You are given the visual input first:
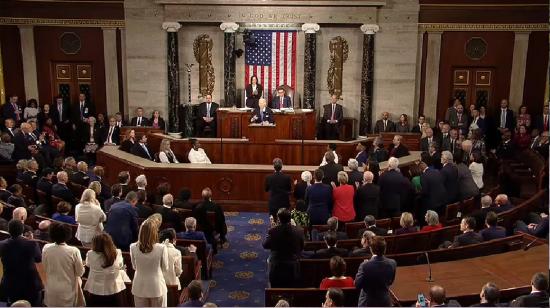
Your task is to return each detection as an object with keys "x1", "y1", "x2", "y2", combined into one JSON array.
[
  {"x1": 88, "y1": 181, "x2": 104, "y2": 204},
  {"x1": 130, "y1": 219, "x2": 169, "y2": 307},
  {"x1": 120, "y1": 129, "x2": 136, "y2": 153},
  {"x1": 158, "y1": 139, "x2": 179, "y2": 163},
  {"x1": 395, "y1": 212, "x2": 417, "y2": 235},
  {"x1": 76, "y1": 188, "x2": 107, "y2": 247}
]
